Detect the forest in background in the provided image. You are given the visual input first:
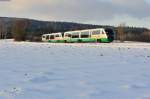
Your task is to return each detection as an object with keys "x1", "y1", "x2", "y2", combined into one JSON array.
[{"x1": 0, "y1": 17, "x2": 150, "y2": 42}]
